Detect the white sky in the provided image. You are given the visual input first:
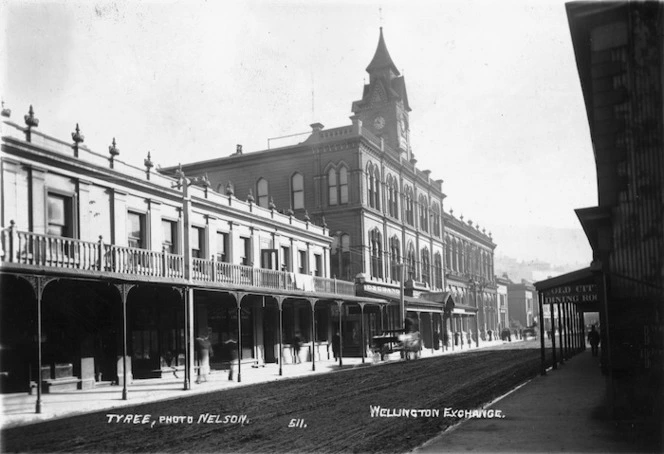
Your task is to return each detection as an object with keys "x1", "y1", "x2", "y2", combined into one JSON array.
[{"x1": 1, "y1": 0, "x2": 596, "y2": 264}]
